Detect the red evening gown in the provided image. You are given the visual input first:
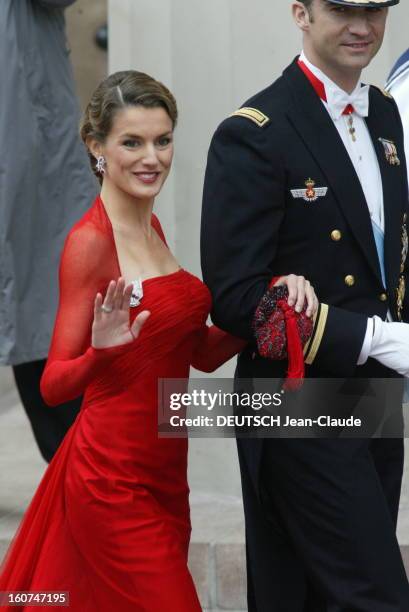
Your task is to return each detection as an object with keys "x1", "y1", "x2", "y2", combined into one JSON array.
[{"x1": 0, "y1": 195, "x2": 245, "y2": 611}]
